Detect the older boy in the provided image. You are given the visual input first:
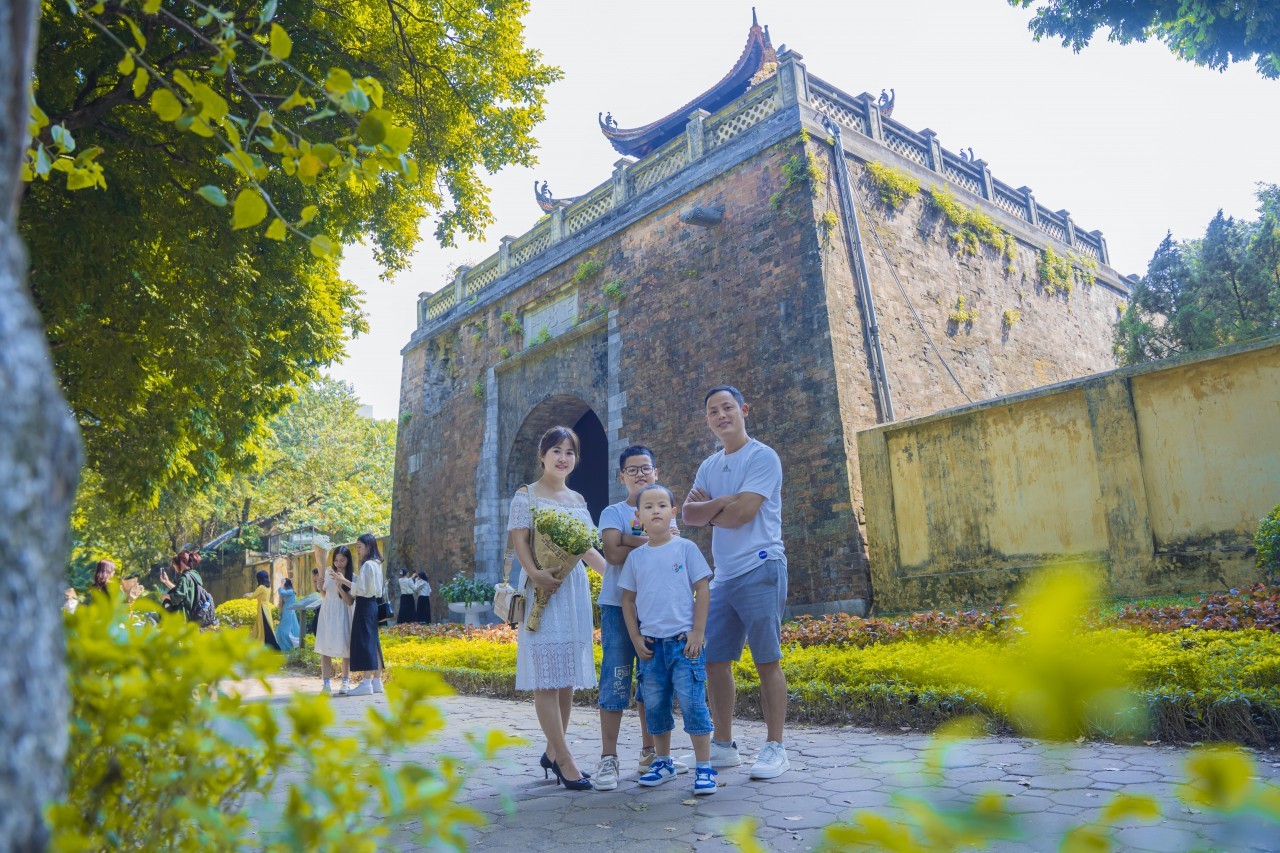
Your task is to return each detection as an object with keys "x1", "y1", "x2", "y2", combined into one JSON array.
[
  {"x1": 682, "y1": 385, "x2": 789, "y2": 779},
  {"x1": 619, "y1": 485, "x2": 717, "y2": 795},
  {"x1": 593, "y1": 445, "x2": 685, "y2": 790}
]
